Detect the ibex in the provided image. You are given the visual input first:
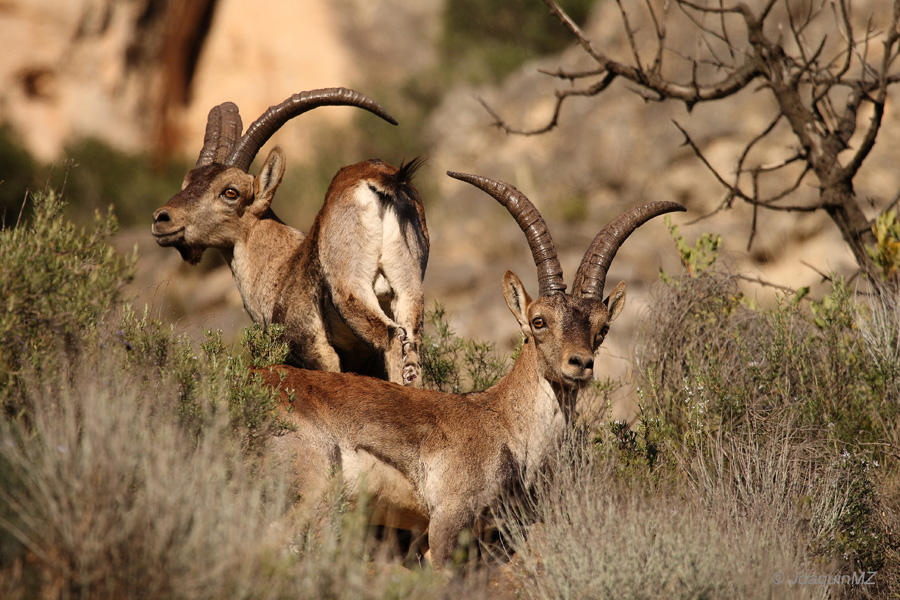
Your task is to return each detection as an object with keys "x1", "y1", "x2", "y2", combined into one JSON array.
[
  {"x1": 151, "y1": 88, "x2": 429, "y2": 385},
  {"x1": 258, "y1": 171, "x2": 684, "y2": 566}
]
